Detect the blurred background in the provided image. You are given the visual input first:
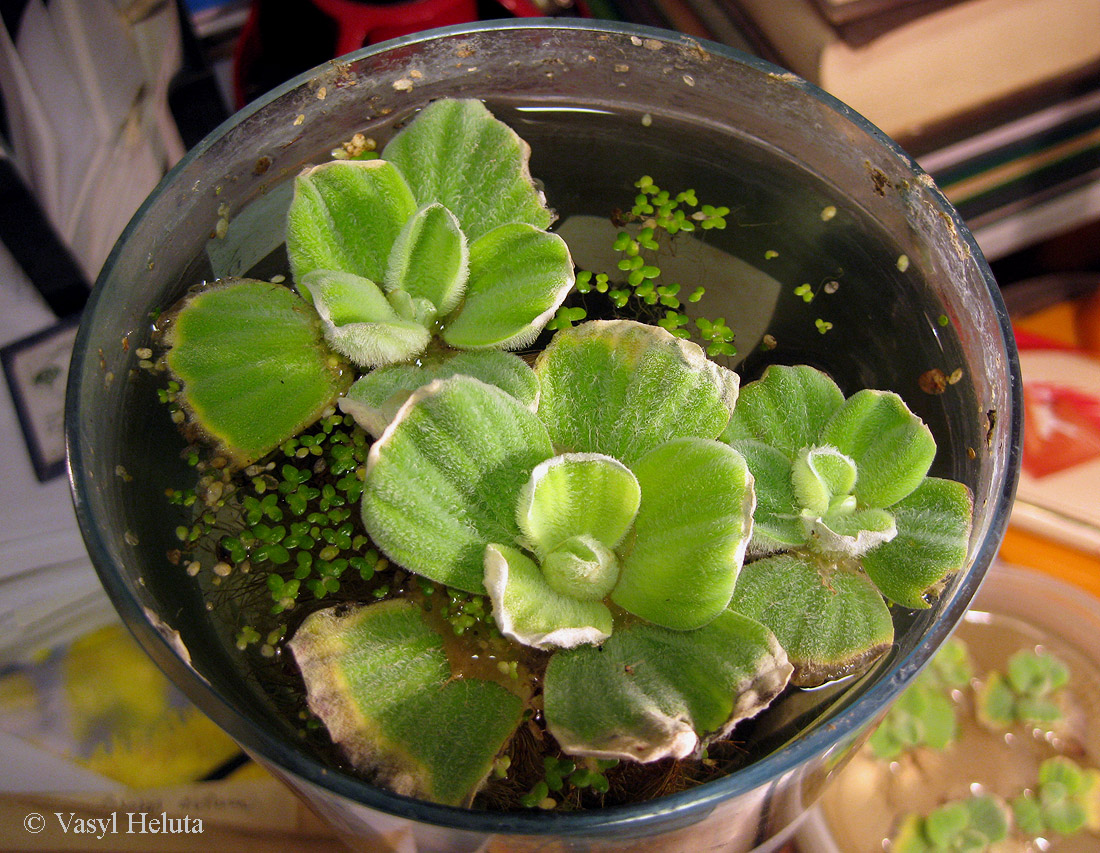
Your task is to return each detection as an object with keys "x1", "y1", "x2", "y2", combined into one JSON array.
[{"x1": 0, "y1": 1, "x2": 1098, "y2": 850}]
